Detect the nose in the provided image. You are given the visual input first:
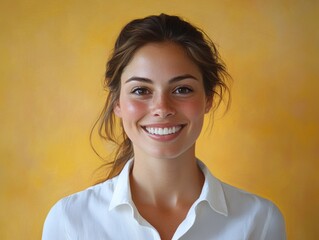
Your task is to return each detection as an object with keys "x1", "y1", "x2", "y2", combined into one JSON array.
[{"x1": 151, "y1": 94, "x2": 176, "y2": 118}]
